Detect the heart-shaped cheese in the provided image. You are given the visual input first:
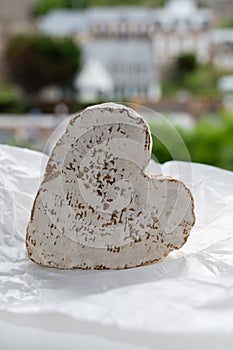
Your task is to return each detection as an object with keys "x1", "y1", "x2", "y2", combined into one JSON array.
[{"x1": 26, "y1": 103, "x2": 195, "y2": 269}]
